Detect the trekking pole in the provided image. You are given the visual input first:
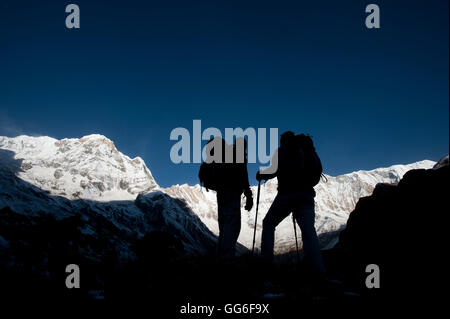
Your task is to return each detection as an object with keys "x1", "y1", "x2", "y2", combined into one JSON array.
[
  {"x1": 292, "y1": 214, "x2": 300, "y2": 263},
  {"x1": 251, "y1": 180, "x2": 261, "y2": 254}
]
